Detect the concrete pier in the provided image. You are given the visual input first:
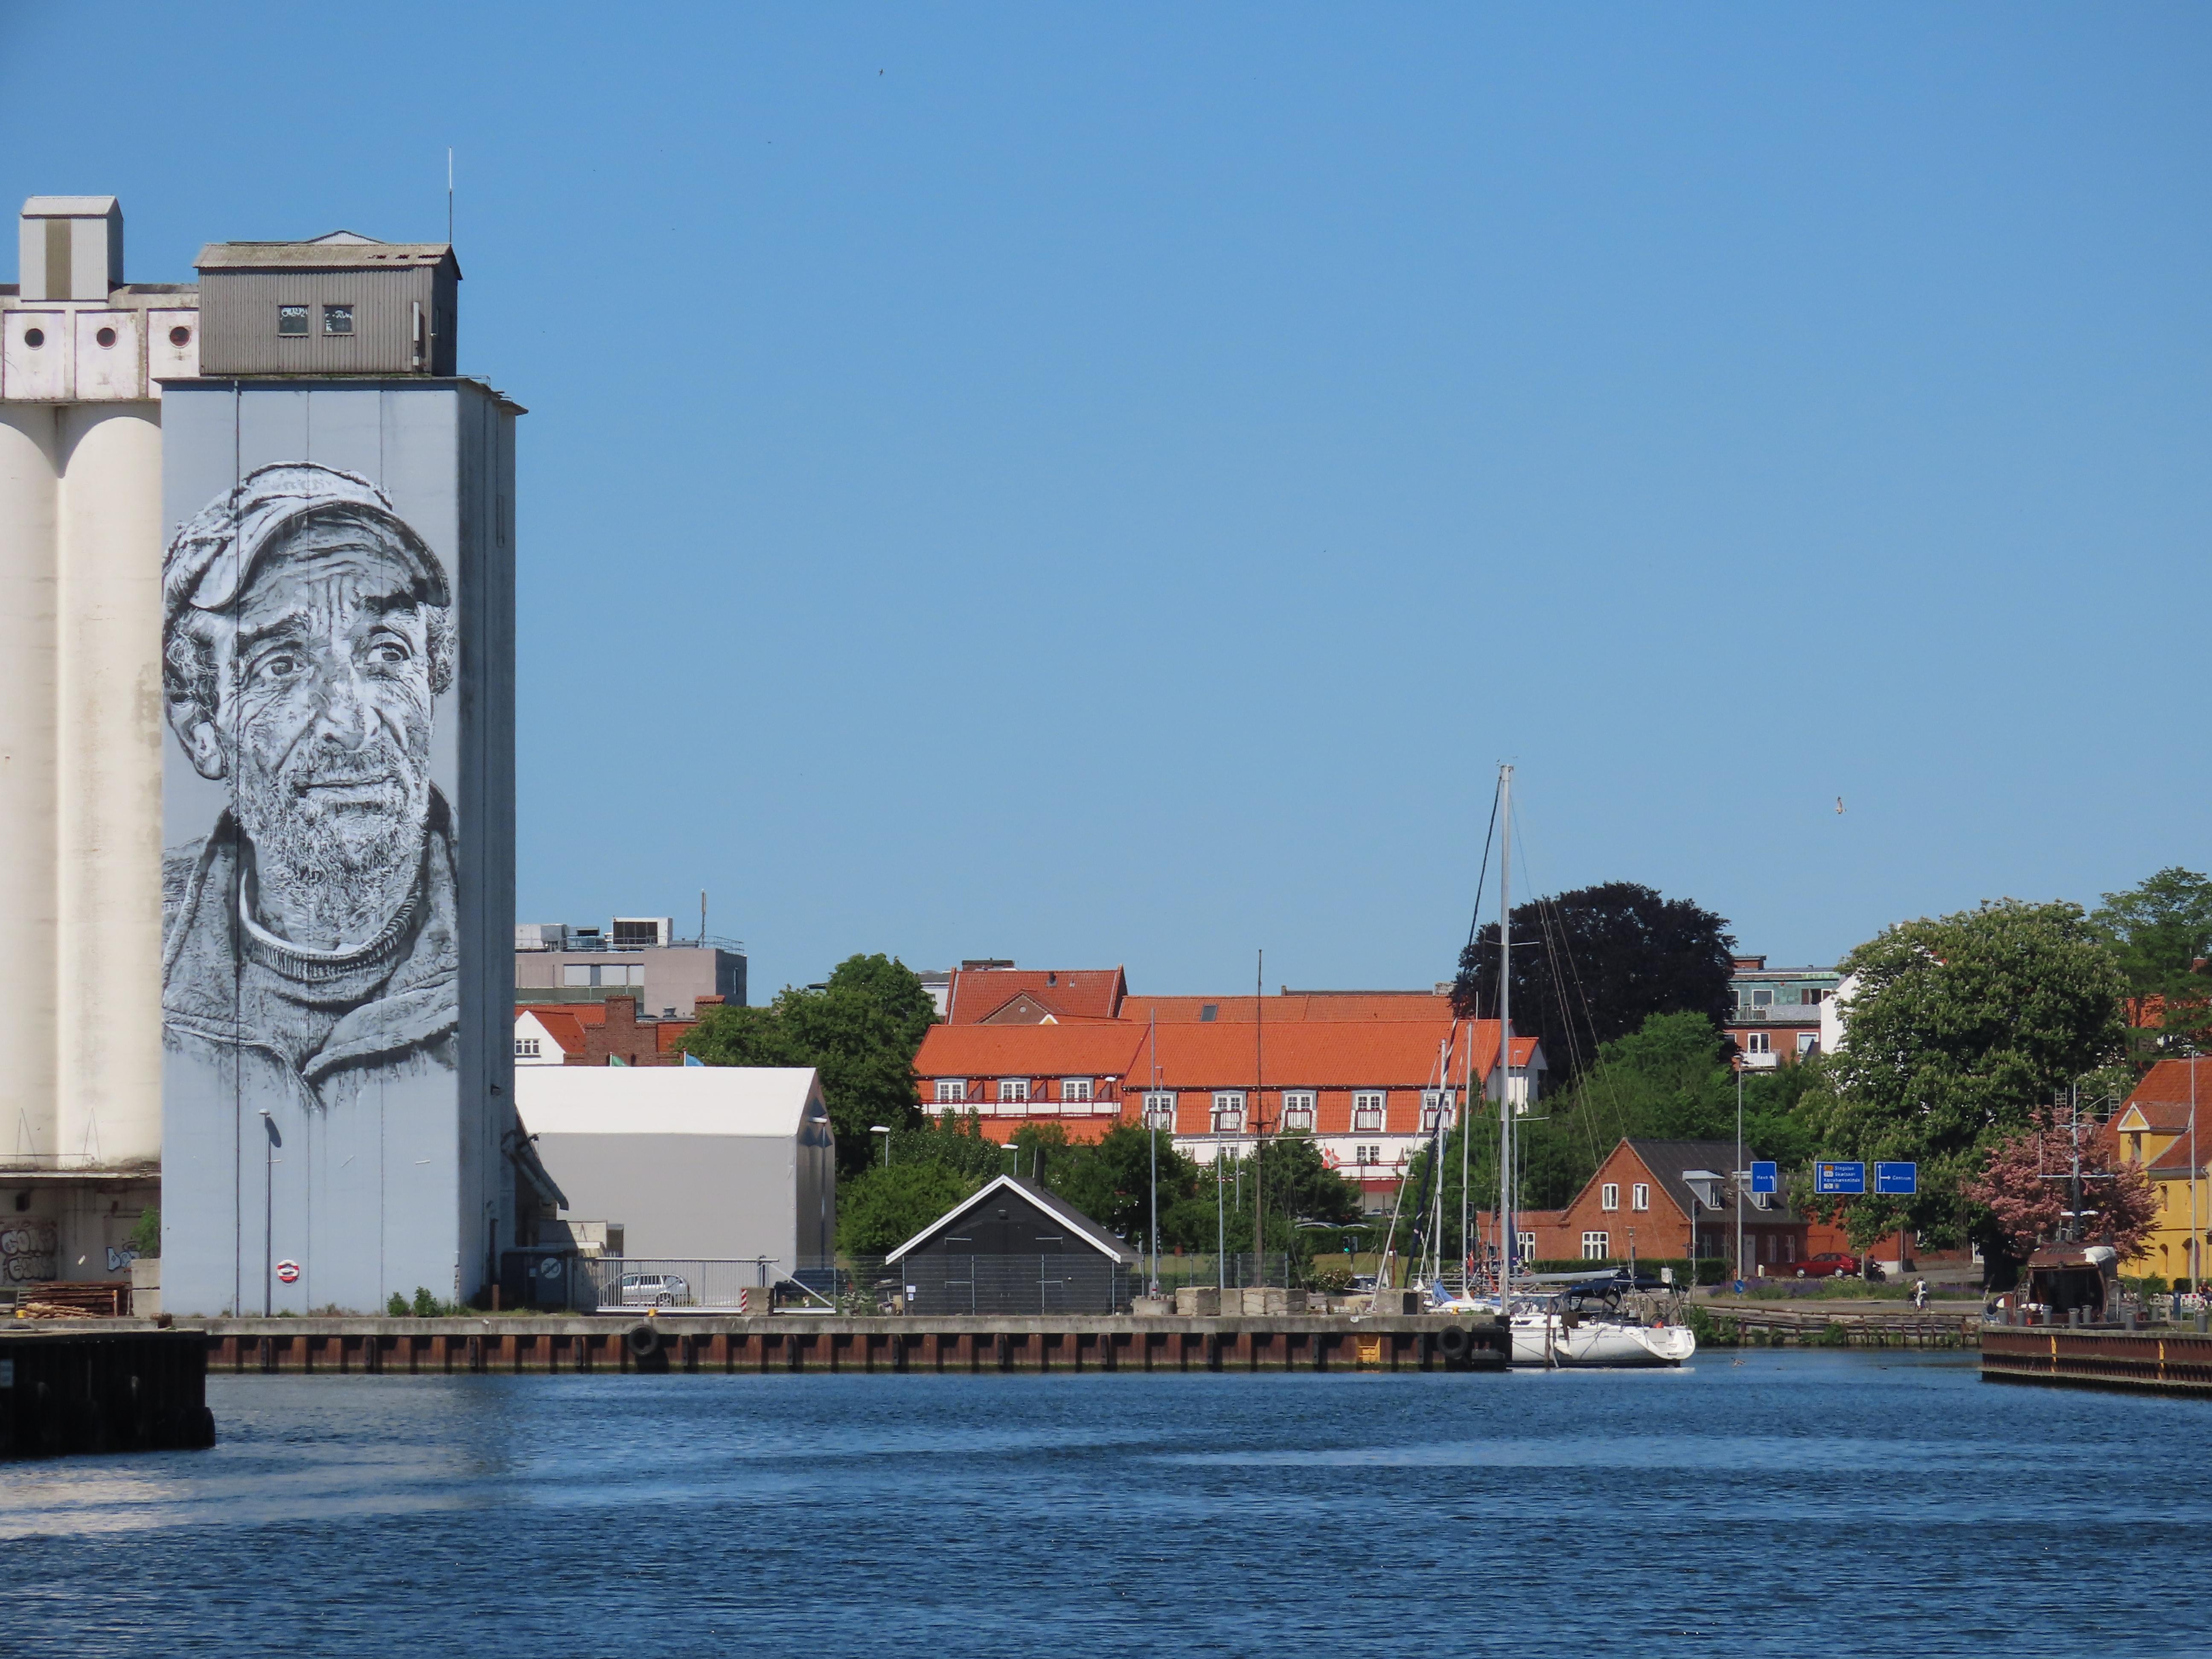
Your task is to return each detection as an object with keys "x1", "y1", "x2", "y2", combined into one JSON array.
[
  {"x1": 0, "y1": 1325, "x2": 214, "y2": 1457},
  {"x1": 192, "y1": 1314, "x2": 1509, "y2": 1376}
]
